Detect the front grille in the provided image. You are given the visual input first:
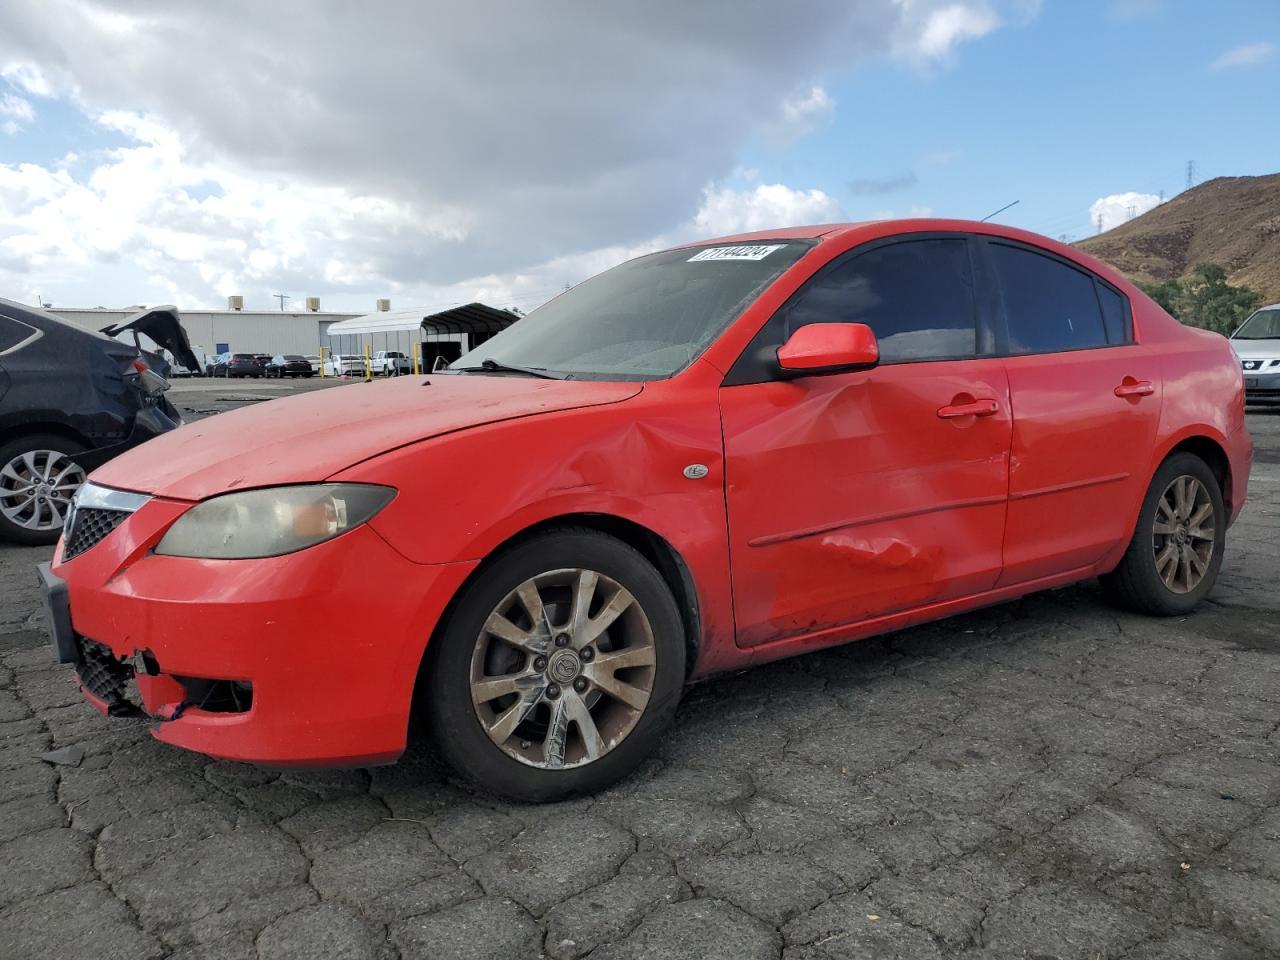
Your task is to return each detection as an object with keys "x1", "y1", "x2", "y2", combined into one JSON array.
[
  {"x1": 63, "y1": 508, "x2": 130, "y2": 560},
  {"x1": 75, "y1": 637, "x2": 137, "y2": 713}
]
